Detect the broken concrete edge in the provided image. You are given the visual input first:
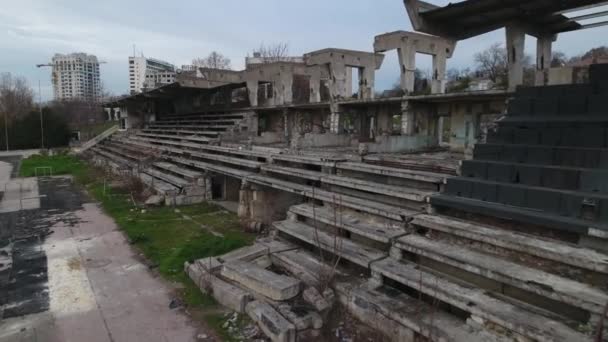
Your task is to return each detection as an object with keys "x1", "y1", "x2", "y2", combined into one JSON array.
[{"x1": 246, "y1": 300, "x2": 296, "y2": 342}]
